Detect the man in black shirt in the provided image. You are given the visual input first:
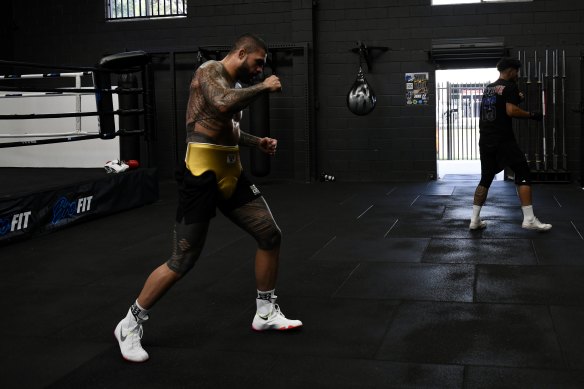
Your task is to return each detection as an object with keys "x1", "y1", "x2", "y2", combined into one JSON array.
[{"x1": 470, "y1": 57, "x2": 551, "y2": 231}]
